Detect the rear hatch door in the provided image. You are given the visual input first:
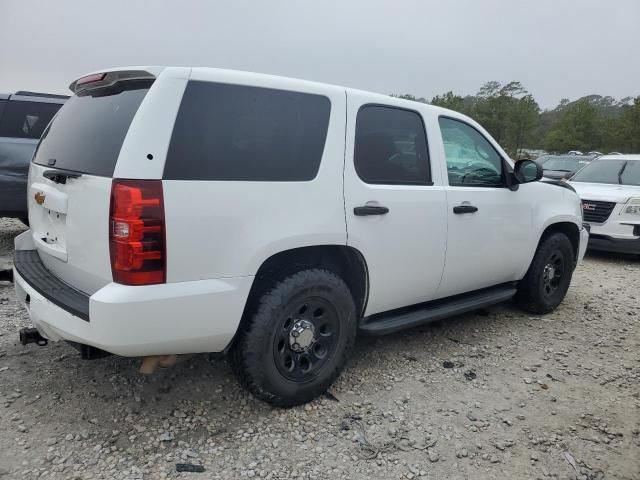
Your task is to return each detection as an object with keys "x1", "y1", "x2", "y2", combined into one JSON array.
[{"x1": 28, "y1": 74, "x2": 154, "y2": 294}]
